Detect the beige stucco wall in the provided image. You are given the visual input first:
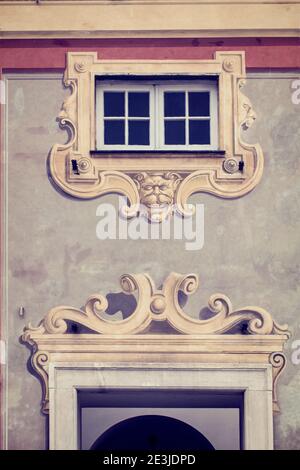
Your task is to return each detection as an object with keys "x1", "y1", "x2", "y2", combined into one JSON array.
[
  {"x1": 1, "y1": 1, "x2": 299, "y2": 39},
  {"x1": 3, "y1": 73, "x2": 300, "y2": 449}
]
